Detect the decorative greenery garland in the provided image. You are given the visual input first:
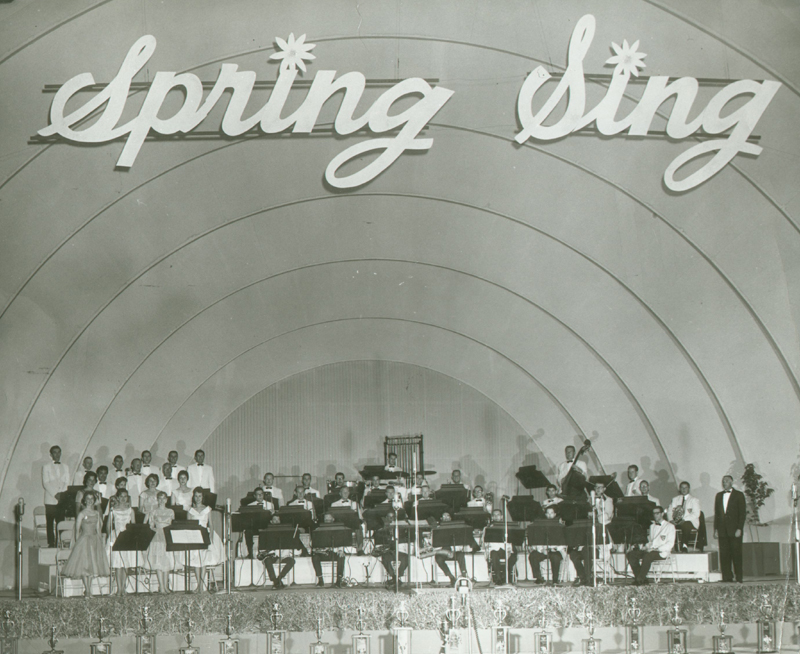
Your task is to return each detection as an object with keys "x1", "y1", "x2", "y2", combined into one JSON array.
[{"x1": 2, "y1": 584, "x2": 798, "y2": 639}]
